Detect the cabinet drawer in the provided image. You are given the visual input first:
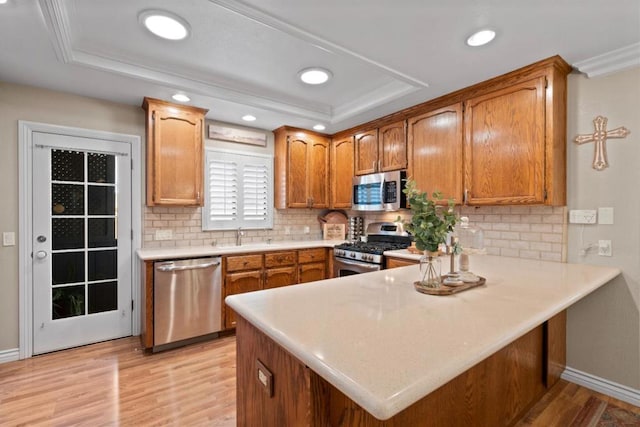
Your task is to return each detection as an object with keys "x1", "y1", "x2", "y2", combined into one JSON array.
[
  {"x1": 298, "y1": 248, "x2": 326, "y2": 264},
  {"x1": 265, "y1": 251, "x2": 296, "y2": 268},
  {"x1": 226, "y1": 254, "x2": 263, "y2": 272}
]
